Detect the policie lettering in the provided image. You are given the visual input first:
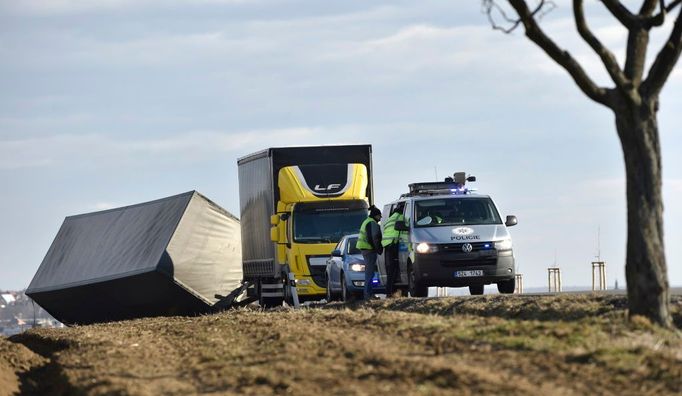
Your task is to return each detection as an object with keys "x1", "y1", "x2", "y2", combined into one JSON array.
[{"x1": 451, "y1": 235, "x2": 481, "y2": 241}]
